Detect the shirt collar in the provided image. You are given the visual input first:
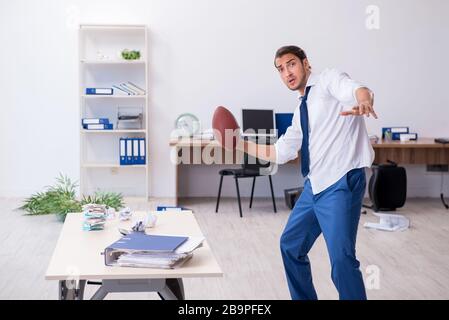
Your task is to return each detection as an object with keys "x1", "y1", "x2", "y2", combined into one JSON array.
[{"x1": 297, "y1": 72, "x2": 318, "y2": 100}]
